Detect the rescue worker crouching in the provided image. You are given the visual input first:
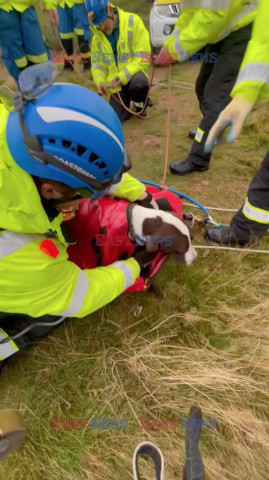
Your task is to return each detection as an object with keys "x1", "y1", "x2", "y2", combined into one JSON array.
[
  {"x1": 0, "y1": 71, "x2": 155, "y2": 370},
  {"x1": 87, "y1": 0, "x2": 153, "y2": 123}
]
